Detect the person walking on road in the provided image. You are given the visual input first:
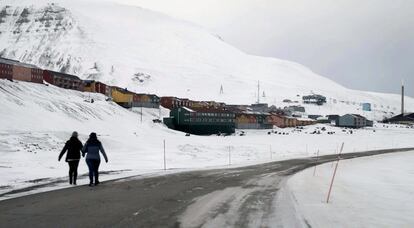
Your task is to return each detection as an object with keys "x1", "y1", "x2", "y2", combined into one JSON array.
[
  {"x1": 58, "y1": 131, "x2": 83, "y2": 185},
  {"x1": 82, "y1": 132, "x2": 108, "y2": 186}
]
